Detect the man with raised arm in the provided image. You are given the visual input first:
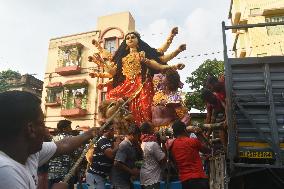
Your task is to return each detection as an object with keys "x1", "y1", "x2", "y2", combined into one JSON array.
[
  {"x1": 170, "y1": 119, "x2": 210, "y2": 189},
  {"x1": 0, "y1": 91, "x2": 96, "y2": 189}
]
